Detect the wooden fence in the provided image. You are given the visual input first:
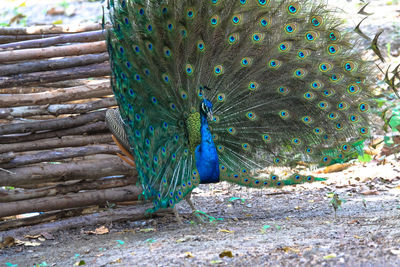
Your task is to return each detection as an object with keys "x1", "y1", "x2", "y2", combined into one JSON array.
[{"x1": 0, "y1": 24, "x2": 160, "y2": 237}]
